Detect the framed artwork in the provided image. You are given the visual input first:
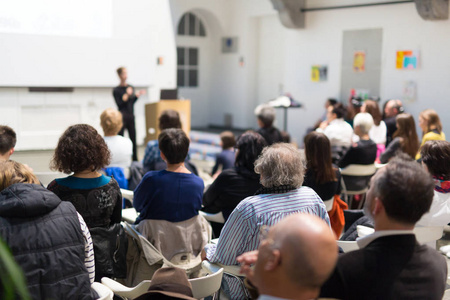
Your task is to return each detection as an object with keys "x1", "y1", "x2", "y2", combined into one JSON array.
[
  {"x1": 396, "y1": 50, "x2": 419, "y2": 69},
  {"x1": 353, "y1": 51, "x2": 366, "y2": 72},
  {"x1": 311, "y1": 65, "x2": 328, "y2": 82}
]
